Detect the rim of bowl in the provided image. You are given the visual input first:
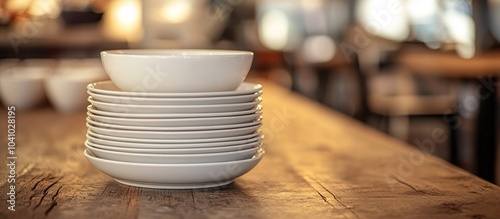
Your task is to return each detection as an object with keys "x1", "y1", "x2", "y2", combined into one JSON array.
[{"x1": 101, "y1": 49, "x2": 253, "y2": 57}]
